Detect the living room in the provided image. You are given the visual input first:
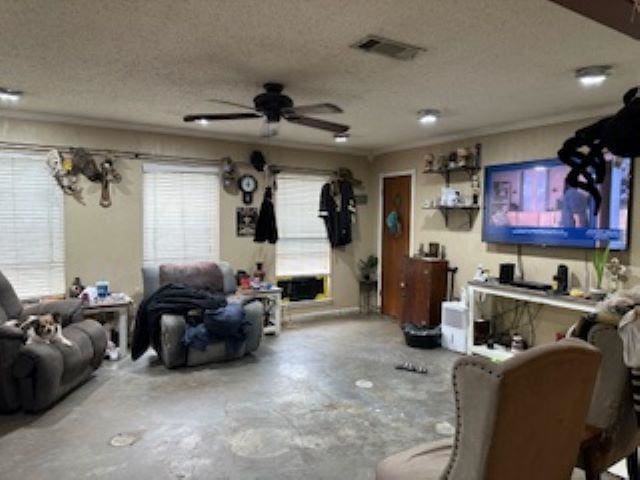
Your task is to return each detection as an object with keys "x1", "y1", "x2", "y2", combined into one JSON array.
[{"x1": 1, "y1": 1, "x2": 640, "y2": 479}]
